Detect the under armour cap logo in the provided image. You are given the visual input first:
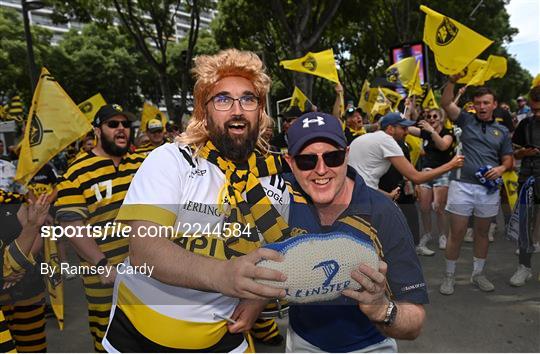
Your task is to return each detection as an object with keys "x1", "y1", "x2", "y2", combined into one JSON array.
[
  {"x1": 112, "y1": 104, "x2": 123, "y2": 112},
  {"x1": 302, "y1": 116, "x2": 325, "y2": 128}
]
